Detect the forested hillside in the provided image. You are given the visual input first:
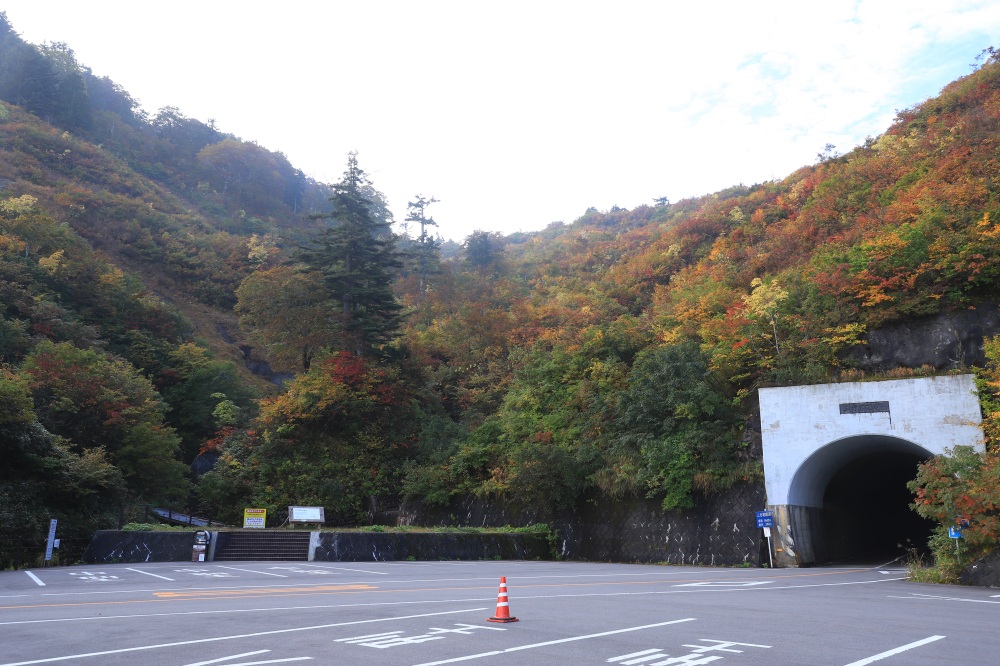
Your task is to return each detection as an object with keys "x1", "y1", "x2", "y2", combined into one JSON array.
[{"x1": 2, "y1": 13, "x2": 999, "y2": 566}]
